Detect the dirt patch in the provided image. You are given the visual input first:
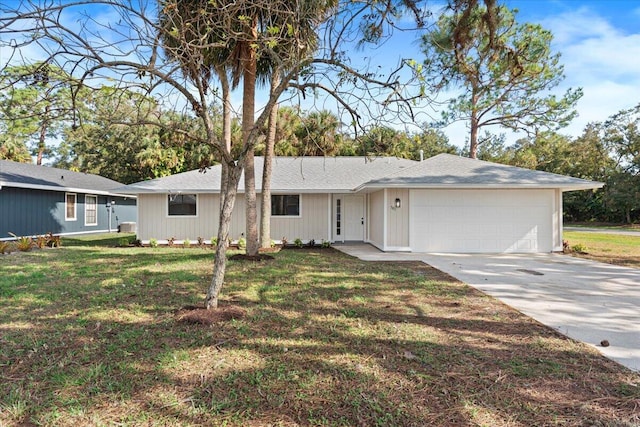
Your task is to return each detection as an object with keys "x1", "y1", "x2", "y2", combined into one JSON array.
[
  {"x1": 229, "y1": 253, "x2": 275, "y2": 261},
  {"x1": 175, "y1": 304, "x2": 246, "y2": 325}
]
